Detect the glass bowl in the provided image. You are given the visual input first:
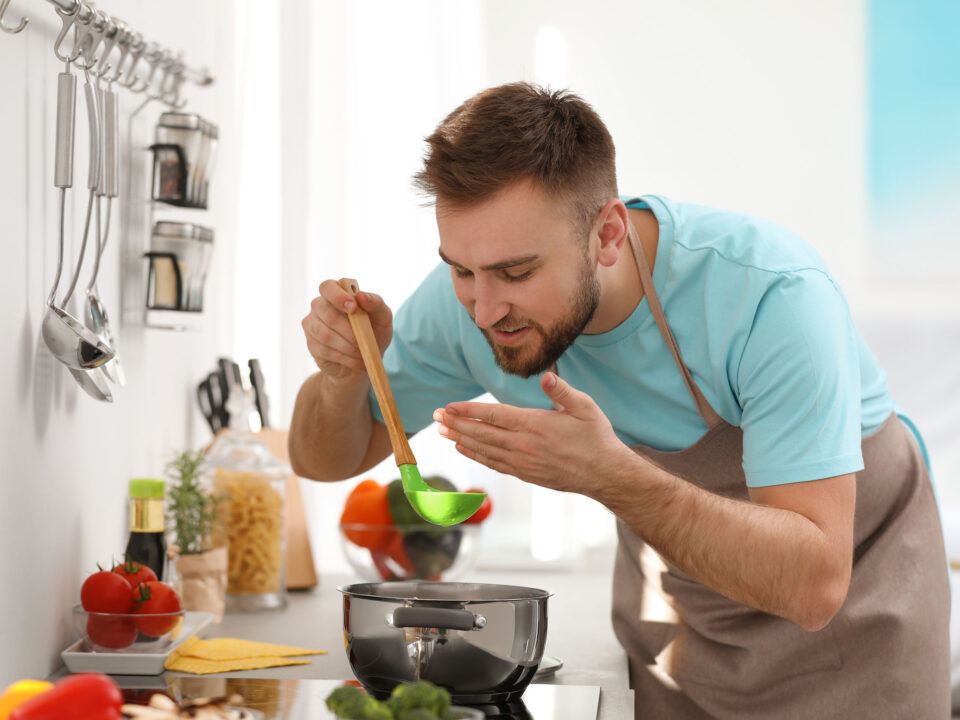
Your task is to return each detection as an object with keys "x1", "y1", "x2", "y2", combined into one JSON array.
[
  {"x1": 339, "y1": 523, "x2": 481, "y2": 582},
  {"x1": 335, "y1": 708, "x2": 481, "y2": 720},
  {"x1": 72, "y1": 604, "x2": 186, "y2": 653}
]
